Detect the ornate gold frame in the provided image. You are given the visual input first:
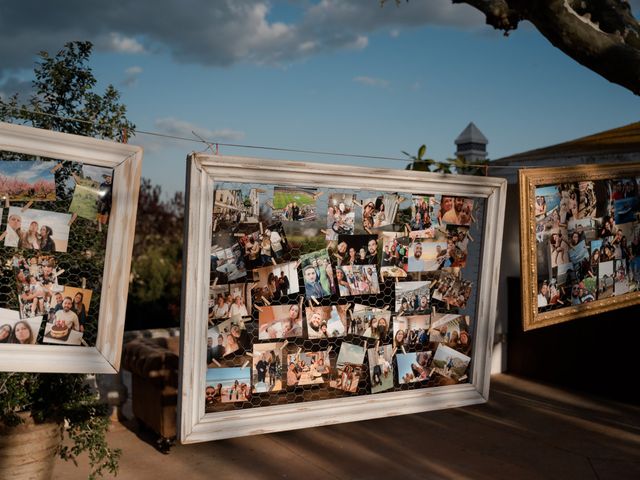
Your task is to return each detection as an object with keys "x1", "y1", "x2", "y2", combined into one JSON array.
[{"x1": 519, "y1": 163, "x2": 640, "y2": 331}]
